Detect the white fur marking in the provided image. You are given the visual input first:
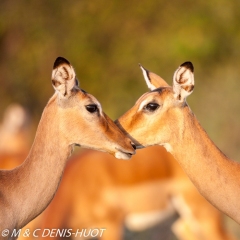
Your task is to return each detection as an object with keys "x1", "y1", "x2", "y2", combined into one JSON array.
[
  {"x1": 140, "y1": 65, "x2": 156, "y2": 90},
  {"x1": 138, "y1": 99, "x2": 149, "y2": 112},
  {"x1": 161, "y1": 143, "x2": 173, "y2": 153},
  {"x1": 115, "y1": 151, "x2": 131, "y2": 160},
  {"x1": 125, "y1": 206, "x2": 175, "y2": 231}
]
